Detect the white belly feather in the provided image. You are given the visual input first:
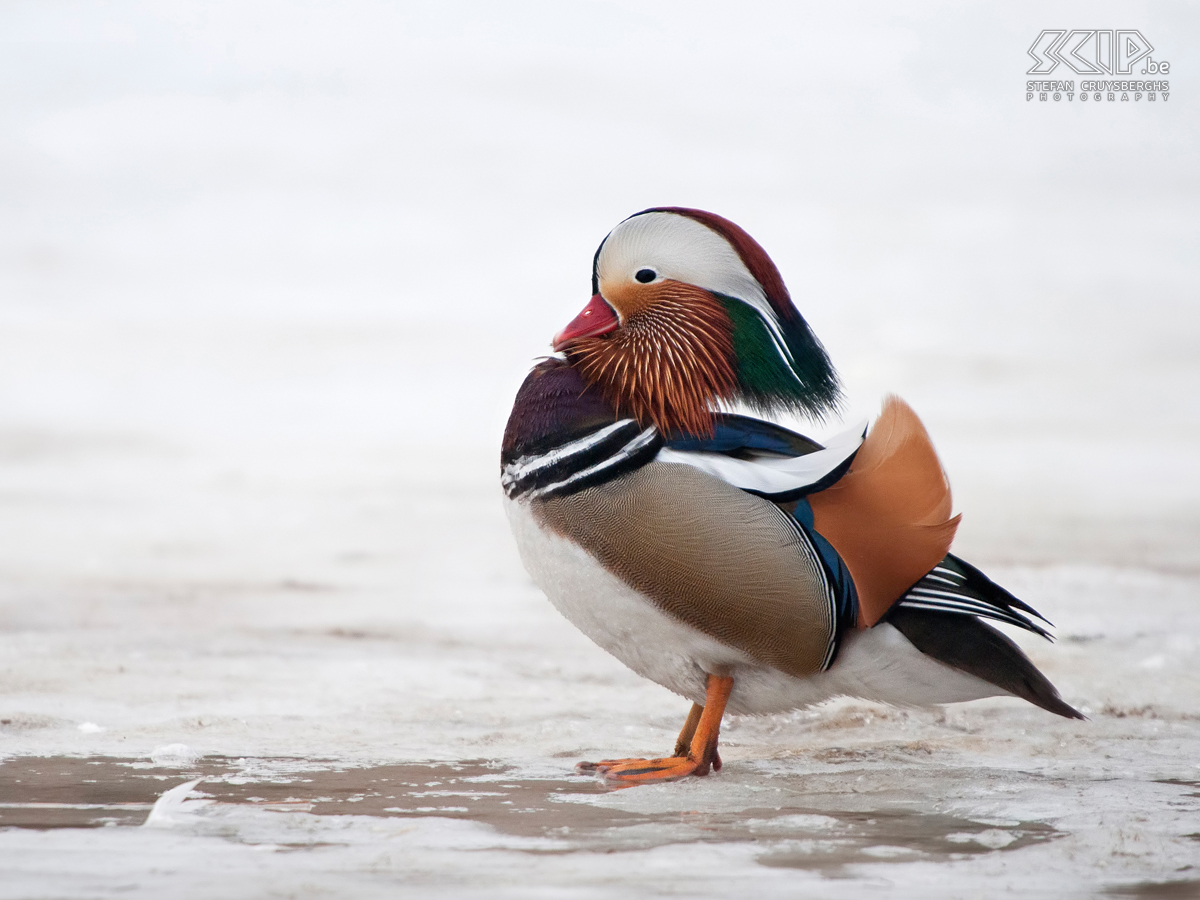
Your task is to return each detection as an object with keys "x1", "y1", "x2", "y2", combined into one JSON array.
[{"x1": 505, "y1": 497, "x2": 1004, "y2": 715}]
